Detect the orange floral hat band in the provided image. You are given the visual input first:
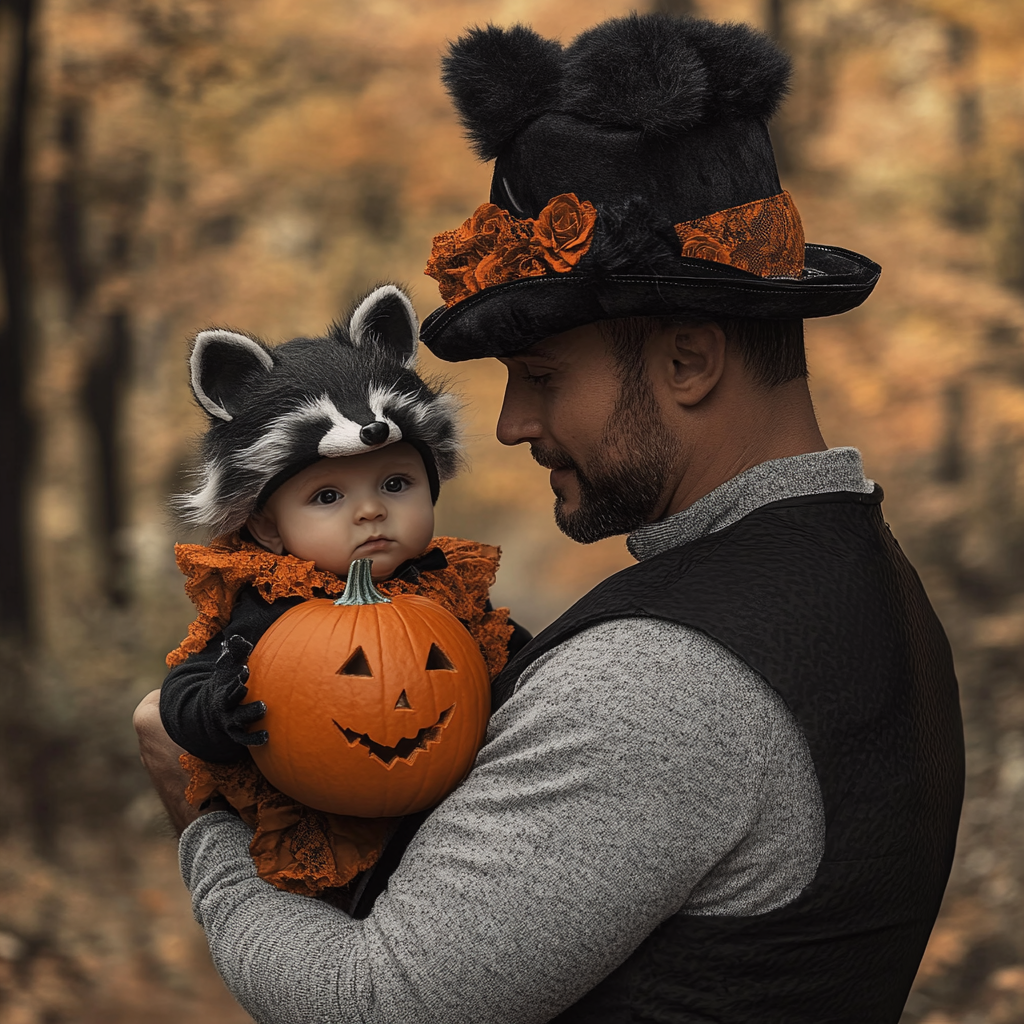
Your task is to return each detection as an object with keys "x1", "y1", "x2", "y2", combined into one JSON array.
[
  {"x1": 424, "y1": 190, "x2": 805, "y2": 308},
  {"x1": 424, "y1": 193, "x2": 597, "y2": 308}
]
